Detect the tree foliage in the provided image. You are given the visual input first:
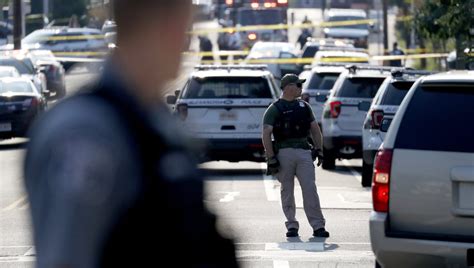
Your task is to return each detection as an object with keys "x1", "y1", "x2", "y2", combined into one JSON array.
[{"x1": 415, "y1": 0, "x2": 472, "y2": 40}]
